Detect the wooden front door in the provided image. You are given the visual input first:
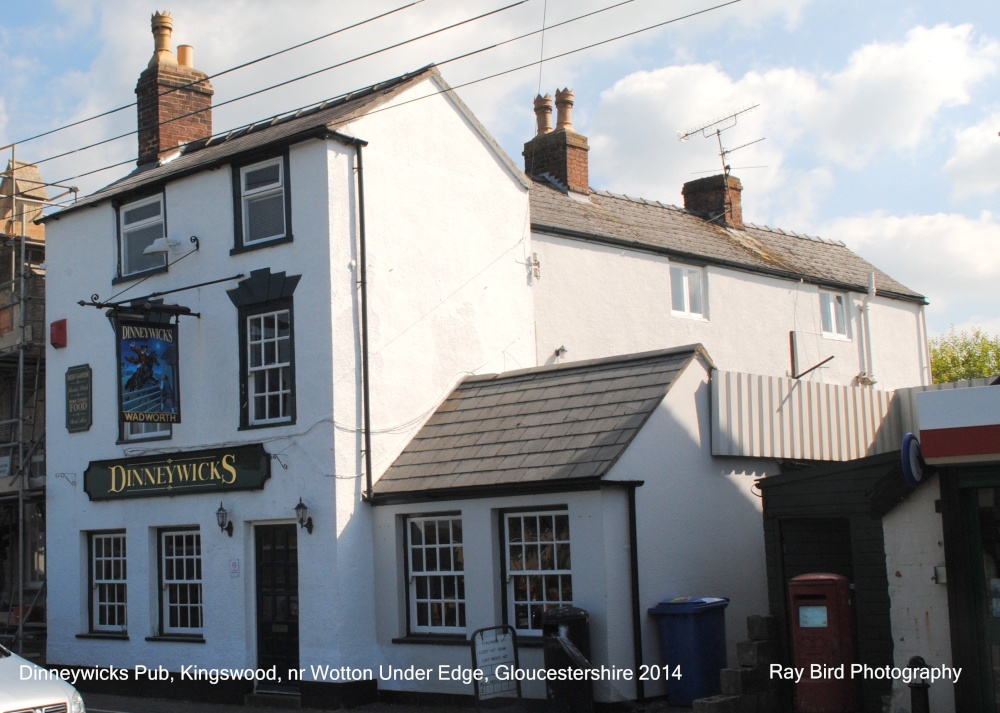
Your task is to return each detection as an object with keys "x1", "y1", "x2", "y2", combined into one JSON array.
[{"x1": 255, "y1": 524, "x2": 299, "y2": 690}]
